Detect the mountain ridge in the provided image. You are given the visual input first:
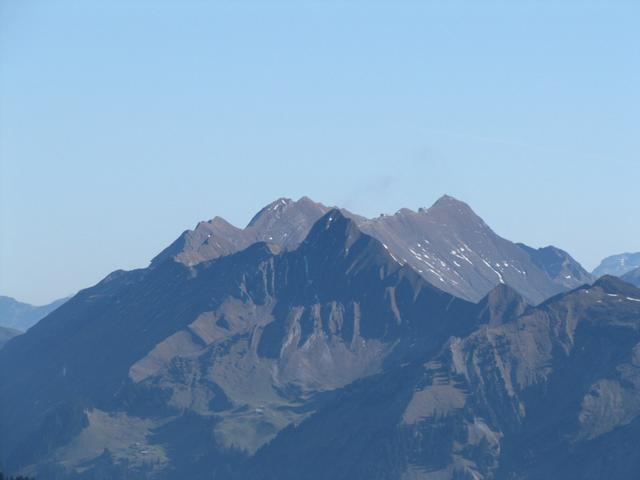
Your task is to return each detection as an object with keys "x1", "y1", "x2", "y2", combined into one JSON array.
[
  {"x1": 151, "y1": 196, "x2": 329, "y2": 267},
  {"x1": 152, "y1": 195, "x2": 591, "y2": 305}
]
